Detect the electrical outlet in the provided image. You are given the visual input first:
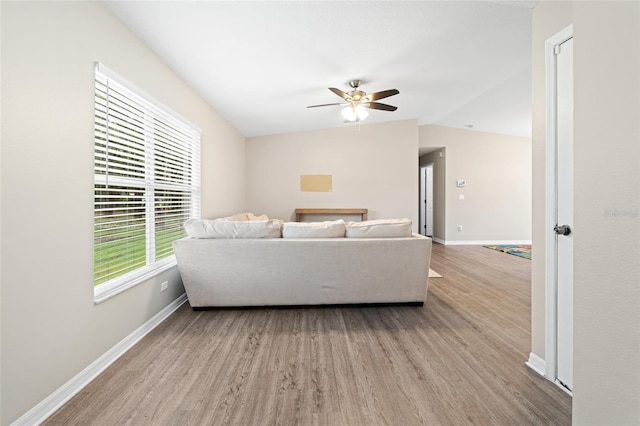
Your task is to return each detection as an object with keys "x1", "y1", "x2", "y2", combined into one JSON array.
[
  {"x1": 160, "y1": 281, "x2": 168, "y2": 292},
  {"x1": 458, "y1": 225, "x2": 463, "y2": 232}
]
